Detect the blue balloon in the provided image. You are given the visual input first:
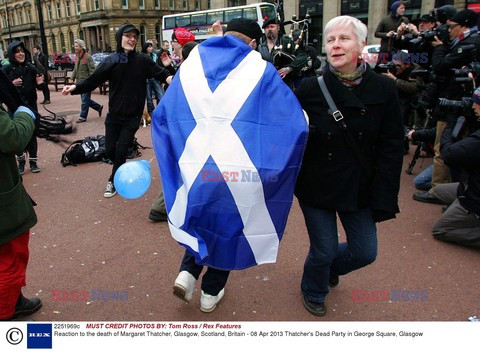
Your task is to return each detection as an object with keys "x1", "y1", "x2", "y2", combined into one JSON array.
[{"x1": 114, "y1": 160, "x2": 151, "y2": 199}]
